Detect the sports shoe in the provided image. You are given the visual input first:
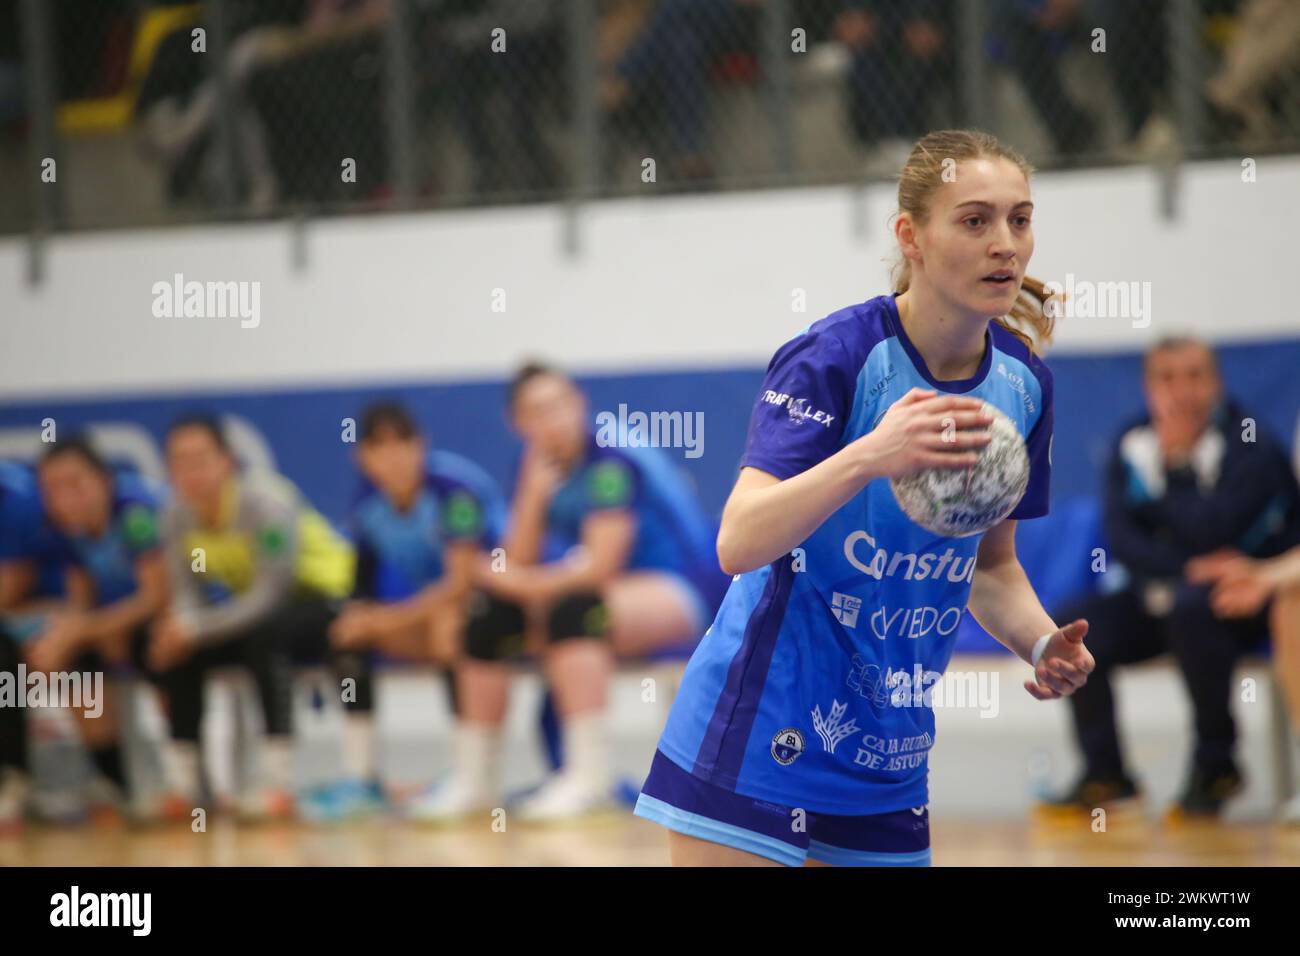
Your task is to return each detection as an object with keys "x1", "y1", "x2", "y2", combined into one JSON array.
[
  {"x1": 512, "y1": 773, "x2": 613, "y2": 824},
  {"x1": 1172, "y1": 765, "x2": 1244, "y2": 818},
  {"x1": 128, "y1": 790, "x2": 195, "y2": 826},
  {"x1": 1037, "y1": 772, "x2": 1142, "y2": 817},
  {"x1": 235, "y1": 787, "x2": 296, "y2": 823},
  {"x1": 1275, "y1": 792, "x2": 1300, "y2": 826},
  {"x1": 84, "y1": 775, "x2": 127, "y2": 827},
  {"x1": 299, "y1": 779, "x2": 385, "y2": 824},
  {"x1": 407, "y1": 775, "x2": 499, "y2": 825}
]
